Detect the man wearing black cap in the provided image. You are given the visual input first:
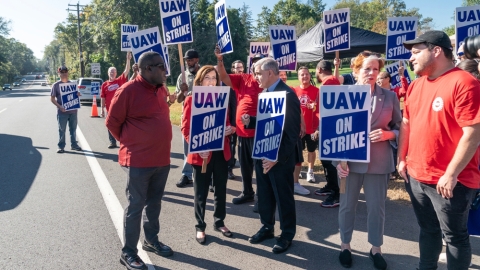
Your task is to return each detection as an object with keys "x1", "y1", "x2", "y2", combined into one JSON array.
[
  {"x1": 175, "y1": 49, "x2": 200, "y2": 188},
  {"x1": 215, "y1": 45, "x2": 264, "y2": 207},
  {"x1": 398, "y1": 30, "x2": 480, "y2": 270},
  {"x1": 50, "y1": 66, "x2": 82, "y2": 153}
]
